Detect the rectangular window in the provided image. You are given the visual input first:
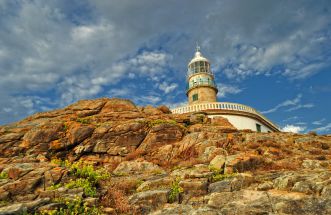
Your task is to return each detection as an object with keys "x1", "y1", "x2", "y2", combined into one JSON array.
[
  {"x1": 256, "y1": 123, "x2": 261, "y2": 132},
  {"x1": 192, "y1": 94, "x2": 198, "y2": 101}
]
